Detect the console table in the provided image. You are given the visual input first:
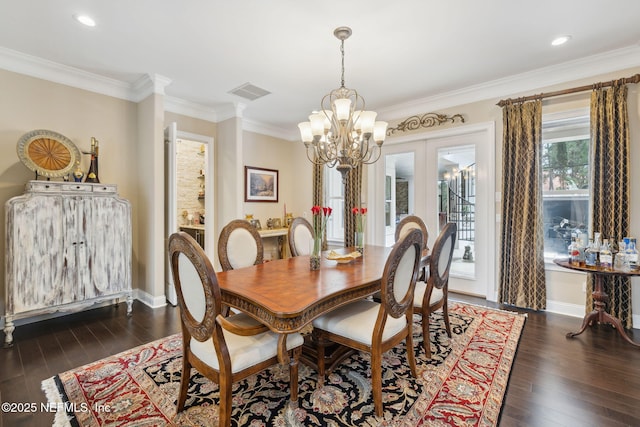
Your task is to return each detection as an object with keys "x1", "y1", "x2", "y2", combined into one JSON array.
[{"x1": 553, "y1": 258, "x2": 639, "y2": 347}]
